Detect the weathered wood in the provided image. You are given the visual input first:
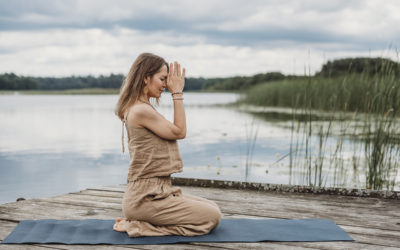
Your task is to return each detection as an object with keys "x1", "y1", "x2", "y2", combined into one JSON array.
[
  {"x1": 75, "y1": 187, "x2": 400, "y2": 217},
  {"x1": 191, "y1": 241, "x2": 400, "y2": 250},
  {"x1": 0, "y1": 201, "x2": 123, "y2": 221},
  {"x1": 3, "y1": 198, "x2": 399, "y2": 247},
  {"x1": 1, "y1": 180, "x2": 399, "y2": 249},
  {"x1": 170, "y1": 177, "x2": 400, "y2": 199},
  {"x1": 39, "y1": 189, "x2": 400, "y2": 233},
  {"x1": 68, "y1": 188, "x2": 400, "y2": 231},
  {"x1": 81, "y1": 187, "x2": 400, "y2": 214},
  {"x1": 90, "y1": 184, "x2": 400, "y2": 208}
]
